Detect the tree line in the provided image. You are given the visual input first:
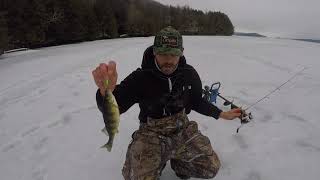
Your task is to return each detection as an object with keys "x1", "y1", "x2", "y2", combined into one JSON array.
[{"x1": 0, "y1": 0, "x2": 234, "y2": 53}]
